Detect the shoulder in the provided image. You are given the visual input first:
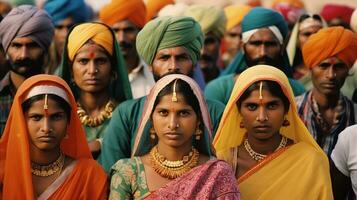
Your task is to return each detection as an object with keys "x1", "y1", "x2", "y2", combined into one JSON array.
[
  {"x1": 111, "y1": 157, "x2": 141, "y2": 174},
  {"x1": 291, "y1": 143, "x2": 328, "y2": 164},
  {"x1": 205, "y1": 74, "x2": 234, "y2": 90},
  {"x1": 111, "y1": 97, "x2": 146, "y2": 119},
  {"x1": 295, "y1": 91, "x2": 309, "y2": 106},
  {"x1": 337, "y1": 125, "x2": 357, "y2": 144}
]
